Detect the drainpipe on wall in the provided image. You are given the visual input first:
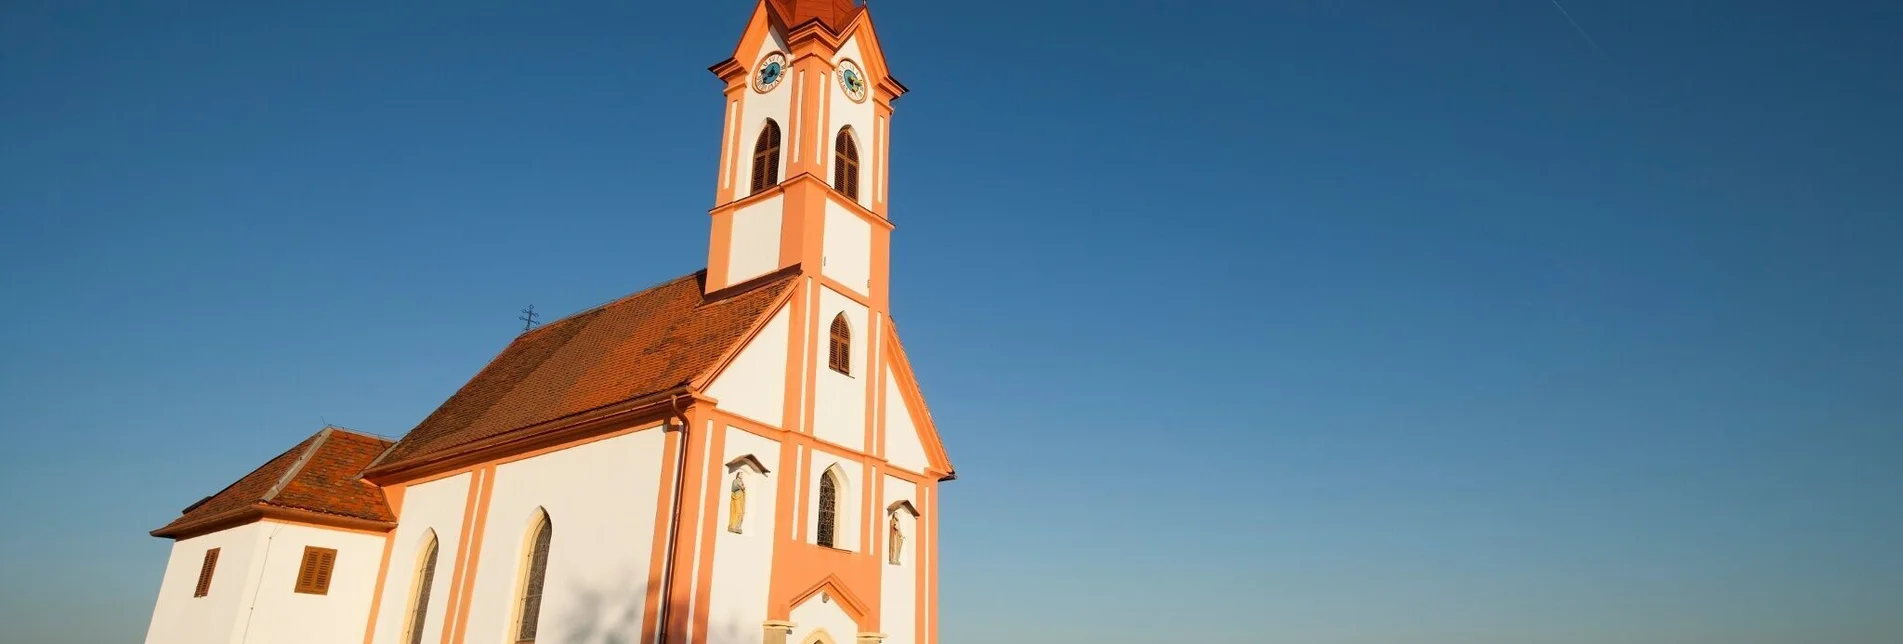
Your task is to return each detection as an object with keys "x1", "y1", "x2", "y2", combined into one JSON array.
[{"x1": 654, "y1": 392, "x2": 693, "y2": 644}]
